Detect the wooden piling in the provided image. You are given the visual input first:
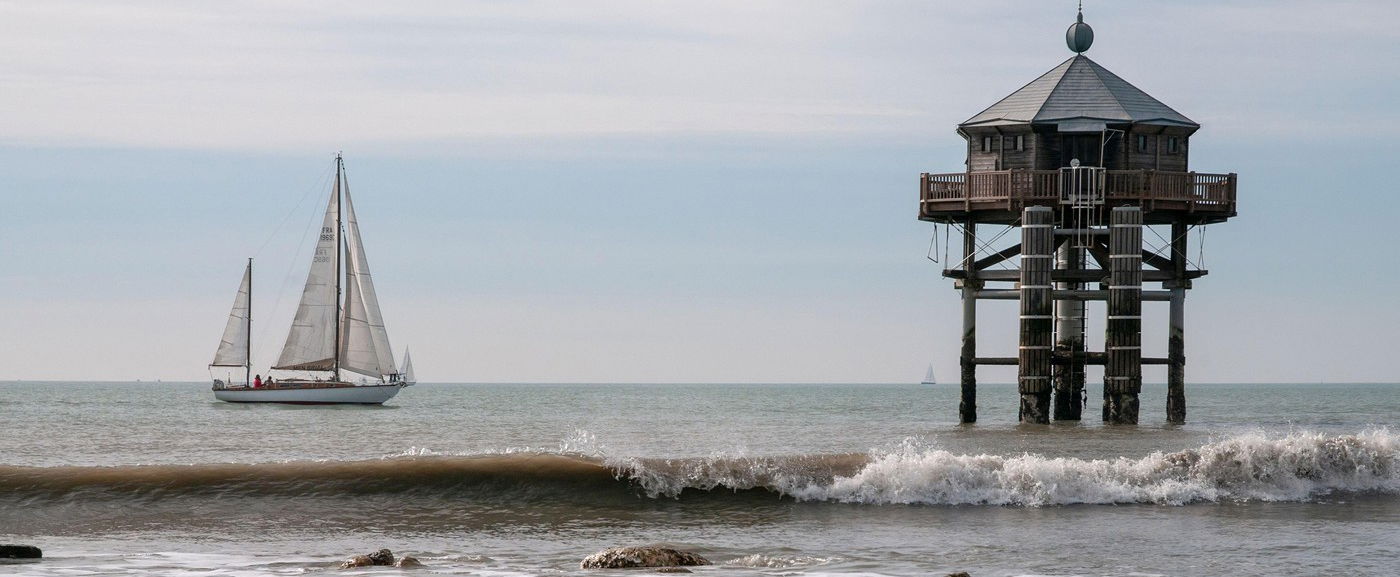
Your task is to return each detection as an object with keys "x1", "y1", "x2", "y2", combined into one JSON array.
[
  {"x1": 1167, "y1": 220, "x2": 1188, "y2": 424},
  {"x1": 1018, "y1": 207, "x2": 1054, "y2": 423},
  {"x1": 1105, "y1": 207, "x2": 1142, "y2": 424},
  {"x1": 1053, "y1": 242, "x2": 1086, "y2": 420},
  {"x1": 959, "y1": 220, "x2": 978, "y2": 424}
]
